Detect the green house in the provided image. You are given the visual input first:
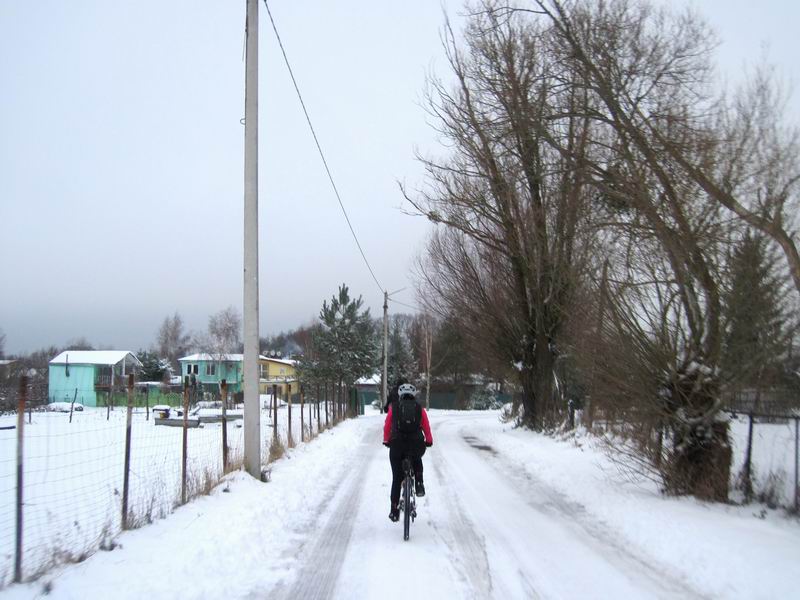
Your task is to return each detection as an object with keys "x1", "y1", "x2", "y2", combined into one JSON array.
[
  {"x1": 48, "y1": 351, "x2": 142, "y2": 408},
  {"x1": 177, "y1": 353, "x2": 252, "y2": 394}
]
